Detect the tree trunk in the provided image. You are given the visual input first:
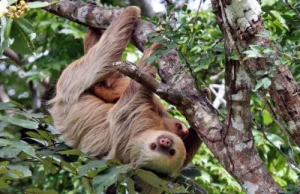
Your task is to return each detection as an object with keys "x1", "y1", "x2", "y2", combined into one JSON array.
[{"x1": 211, "y1": 0, "x2": 300, "y2": 146}]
